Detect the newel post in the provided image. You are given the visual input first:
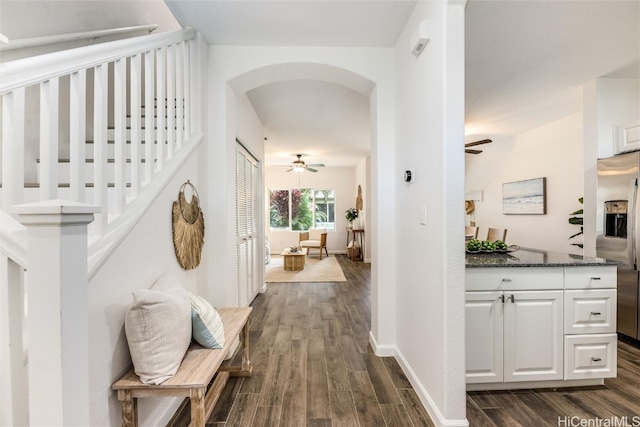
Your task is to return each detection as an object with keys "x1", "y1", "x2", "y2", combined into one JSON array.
[{"x1": 12, "y1": 200, "x2": 98, "y2": 426}]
